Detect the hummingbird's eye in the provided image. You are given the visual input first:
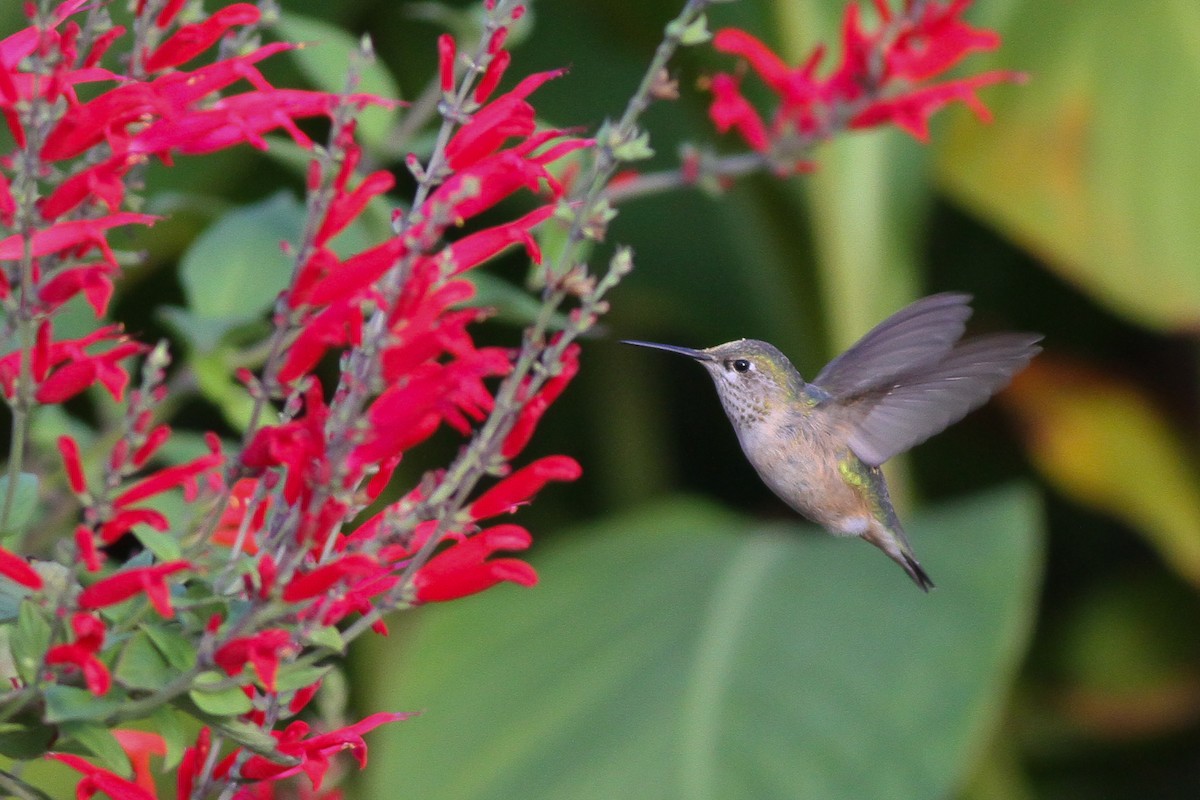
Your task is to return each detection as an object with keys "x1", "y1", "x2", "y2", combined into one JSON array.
[{"x1": 731, "y1": 359, "x2": 752, "y2": 373}]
